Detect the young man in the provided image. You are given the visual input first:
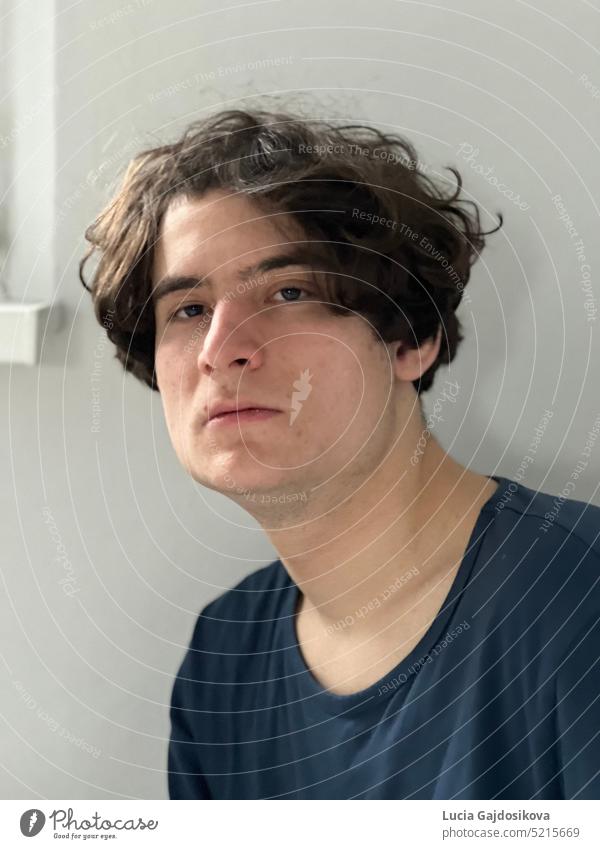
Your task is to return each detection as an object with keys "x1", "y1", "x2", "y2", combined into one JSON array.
[{"x1": 81, "y1": 106, "x2": 600, "y2": 800}]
